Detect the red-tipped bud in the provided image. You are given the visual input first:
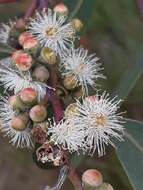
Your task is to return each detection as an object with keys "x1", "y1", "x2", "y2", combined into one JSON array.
[
  {"x1": 29, "y1": 105, "x2": 47, "y2": 122},
  {"x1": 12, "y1": 50, "x2": 33, "y2": 71},
  {"x1": 11, "y1": 114, "x2": 29, "y2": 131},
  {"x1": 53, "y1": 3, "x2": 68, "y2": 15},
  {"x1": 32, "y1": 65, "x2": 49, "y2": 82},
  {"x1": 19, "y1": 32, "x2": 33, "y2": 46},
  {"x1": 82, "y1": 169, "x2": 103, "y2": 188},
  {"x1": 20, "y1": 88, "x2": 38, "y2": 104}
]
